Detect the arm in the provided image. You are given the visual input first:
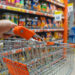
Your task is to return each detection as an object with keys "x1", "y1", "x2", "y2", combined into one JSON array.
[{"x1": 0, "y1": 20, "x2": 16, "y2": 39}]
